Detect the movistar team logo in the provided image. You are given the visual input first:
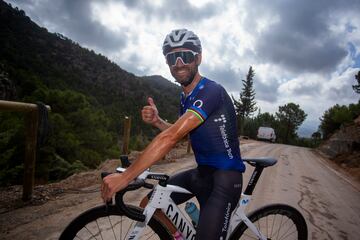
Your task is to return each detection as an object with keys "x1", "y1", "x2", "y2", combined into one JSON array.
[
  {"x1": 214, "y1": 114, "x2": 226, "y2": 123},
  {"x1": 193, "y1": 100, "x2": 203, "y2": 108}
]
